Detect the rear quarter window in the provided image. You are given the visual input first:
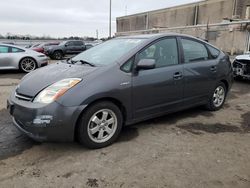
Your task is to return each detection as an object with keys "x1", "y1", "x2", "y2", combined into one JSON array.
[
  {"x1": 207, "y1": 45, "x2": 220, "y2": 59},
  {"x1": 11, "y1": 47, "x2": 24, "y2": 53}
]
